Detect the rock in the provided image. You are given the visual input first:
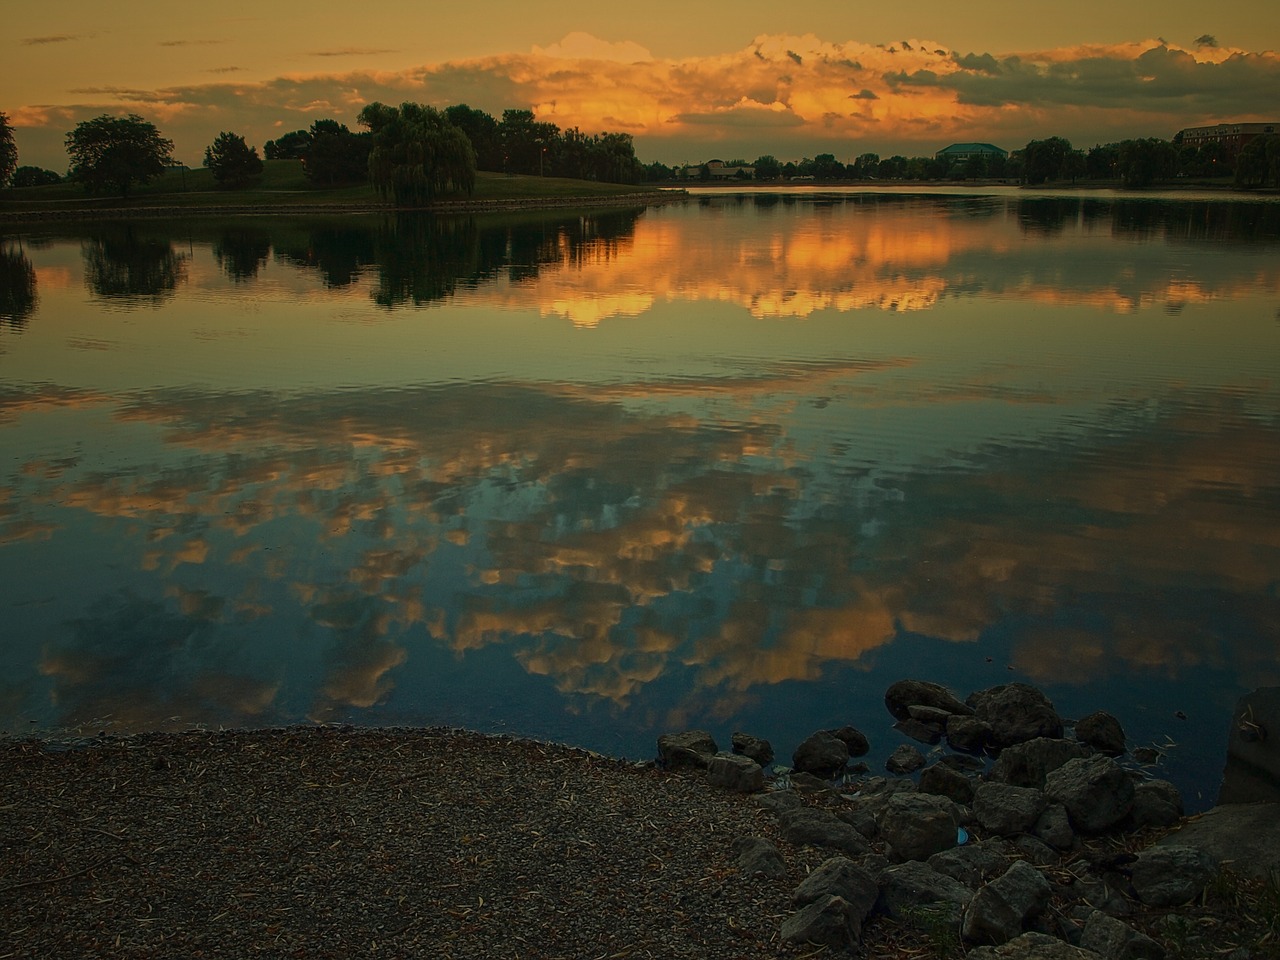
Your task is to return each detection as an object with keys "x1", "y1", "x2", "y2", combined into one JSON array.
[
  {"x1": 969, "y1": 683, "x2": 1065, "y2": 749},
  {"x1": 1130, "y1": 845, "x2": 1216, "y2": 907},
  {"x1": 779, "y1": 807, "x2": 872, "y2": 857},
  {"x1": 885, "y1": 679, "x2": 975, "y2": 721},
  {"x1": 877, "y1": 860, "x2": 974, "y2": 922},
  {"x1": 1079, "y1": 909, "x2": 1166, "y2": 960},
  {"x1": 792, "y1": 732, "x2": 850, "y2": 778},
  {"x1": 973, "y1": 782, "x2": 1049, "y2": 836},
  {"x1": 928, "y1": 839, "x2": 1016, "y2": 889},
  {"x1": 880, "y1": 792, "x2": 961, "y2": 862},
  {"x1": 755, "y1": 790, "x2": 803, "y2": 814},
  {"x1": 1220, "y1": 687, "x2": 1280, "y2": 804},
  {"x1": 961, "y1": 860, "x2": 1053, "y2": 946},
  {"x1": 733, "y1": 836, "x2": 787, "y2": 879},
  {"x1": 1014, "y1": 835, "x2": 1058, "y2": 866},
  {"x1": 1153, "y1": 801, "x2": 1280, "y2": 880},
  {"x1": 947, "y1": 715, "x2": 994, "y2": 754},
  {"x1": 966, "y1": 931, "x2": 1104, "y2": 959},
  {"x1": 793, "y1": 857, "x2": 879, "y2": 918},
  {"x1": 919, "y1": 762, "x2": 976, "y2": 805},
  {"x1": 1075, "y1": 711, "x2": 1127, "y2": 757},
  {"x1": 707, "y1": 752, "x2": 764, "y2": 792},
  {"x1": 835, "y1": 803, "x2": 880, "y2": 840},
  {"x1": 990, "y1": 738, "x2": 1093, "y2": 788},
  {"x1": 1131, "y1": 746, "x2": 1161, "y2": 765},
  {"x1": 657, "y1": 730, "x2": 718, "y2": 769},
  {"x1": 939, "y1": 752, "x2": 987, "y2": 772},
  {"x1": 731, "y1": 731, "x2": 774, "y2": 766},
  {"x1": 886, "y1": 743, "x2": 926, "y2": 774},
  {"x1": 826, "y1": 725, "x2": 871, "y2": 758},
  {"x1": 1034, "y1": 803, "x2": 1075, "y2": 850},
  {"x1": 1044, "y1": 755, "x2": 1135, "y2": 833},
  {"x1": 790, "y1": 771, "x2": 838, "y2": 794},
  {"x1": 908, "y1": 704, "x2": 956, "y2": 725},
  {"x1": 895, "y1": 718, "x2": 944, "y2": 745},
  {"x1": 780, "y1": 894, "x2": 858, "y2": 949},
  {"x1": 1127, "y1": 780, "x2": 1183, "y2": 829}
]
